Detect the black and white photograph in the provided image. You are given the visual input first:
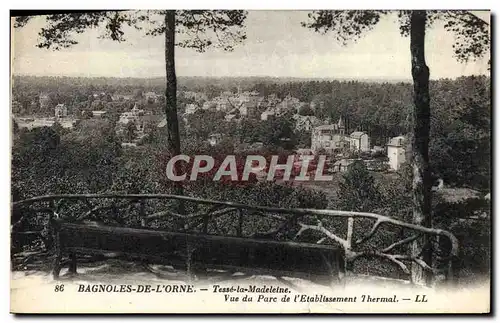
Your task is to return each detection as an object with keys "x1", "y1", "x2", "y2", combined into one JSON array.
[{"x1": 9, "y1": 8, "x2": 491, "y2": 314}]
